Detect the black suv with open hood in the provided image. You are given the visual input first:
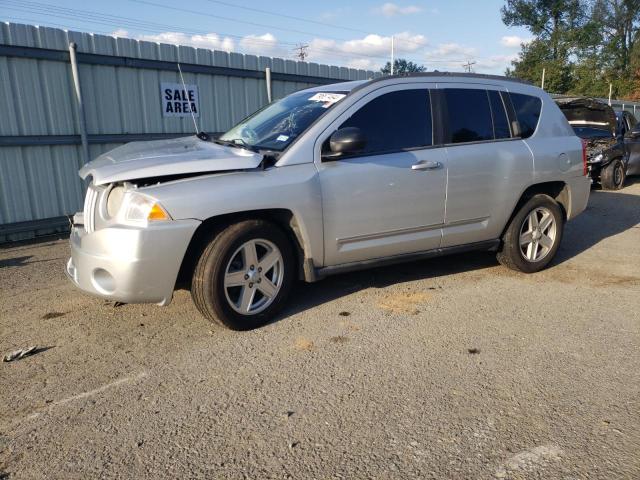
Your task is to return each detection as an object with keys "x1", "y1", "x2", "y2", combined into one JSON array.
[{"x1": 556, "y1": 97, "x2": 627, "y2": 189}]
